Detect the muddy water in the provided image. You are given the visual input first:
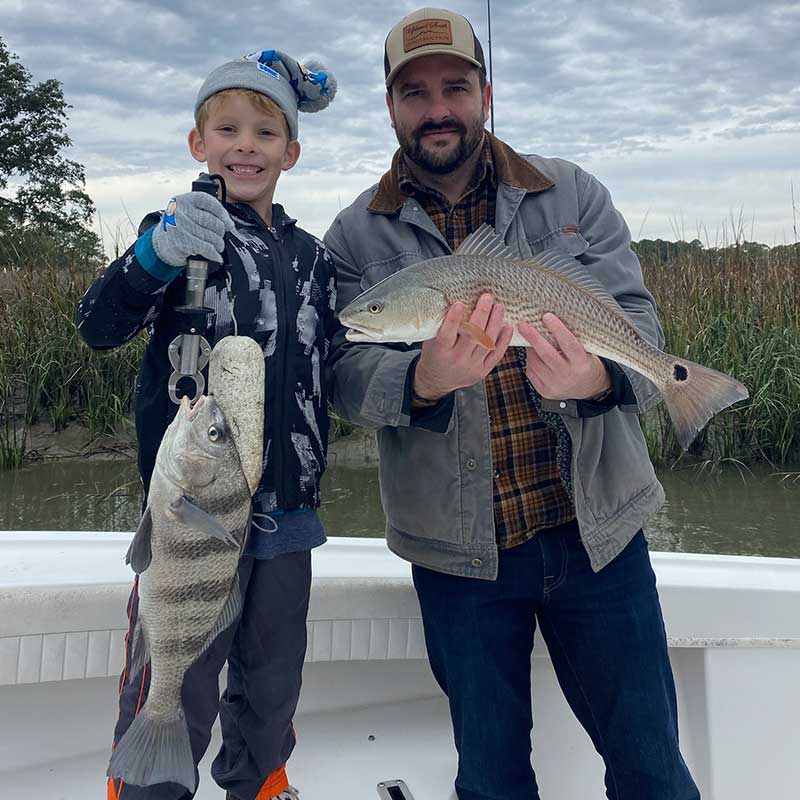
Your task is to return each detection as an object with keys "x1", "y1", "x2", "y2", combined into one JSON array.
[{"x1": 1, "y1": 460, "x2": 798, "y2": 558}]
